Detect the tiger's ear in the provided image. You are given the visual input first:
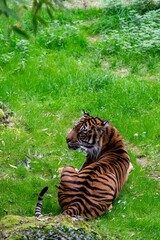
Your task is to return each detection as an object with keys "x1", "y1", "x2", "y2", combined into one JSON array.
[
  {"x1": 82, "y1": 110, "x2": 90, "y2": 117},
  {"x1": 102, "y1": 121, "x2": 109, "y2": 128}
]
